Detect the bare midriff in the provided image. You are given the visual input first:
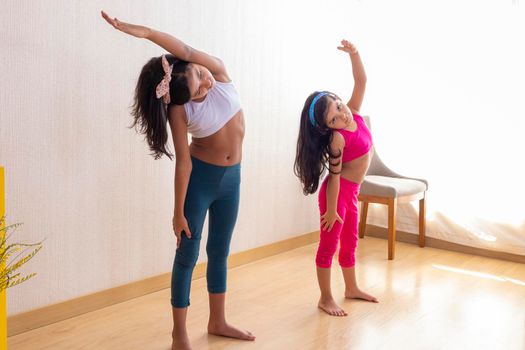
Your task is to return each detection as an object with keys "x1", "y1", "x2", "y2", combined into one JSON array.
[
  {"x1": 189, "y1": 110, "x2": 245, "y2": 166},
  {"x1": 340, "y1": 148, "x2": 374, "y2": 184}
]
